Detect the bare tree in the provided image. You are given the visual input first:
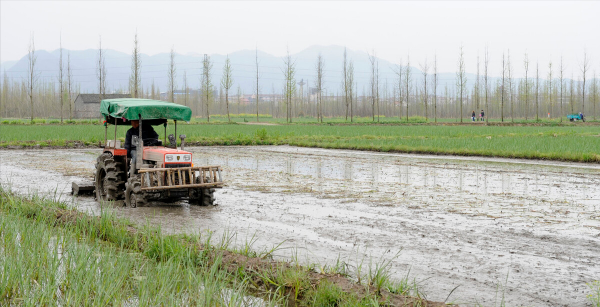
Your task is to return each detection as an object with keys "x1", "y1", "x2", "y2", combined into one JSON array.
[
  {"x1": 501, "y1": 52, "x2": 506, "y2": 122},
  {"x1": 559, "y1": 55, "x2": 565, "y2": 122},
  {"x1": 183, "y1": 71, "x2": 188, "y2": 106},
  {"x1": 26, "y1": 34, "x2": 38, "y2": 121},
  {"x1": 581, "y1": 50, "x2": 590, "y2": 115},
  {"x1": 97, "y1": 37, "x2": 107, "y2": 103},
  {"x1": 221, "y1": 55, "x2": 234, "y2": 122},
  {"x1": 315, "y1": 53, "x2": 324, "y2": 123},
  {"x1": 0, "y1": 71, "x2": 6, "y2": 118},
  {"x1": 58, "y1": 33, "x2": 64, "y2": 123},
  {"x1": 570, "y1": 74, "x2": 575, "y2": 113},
  {"x1": 507, "y1": 50, "x2": 513, "y2": 122},
  {"x1": 547, "y1": 61, "x2": 553, "y2": 119},
  {"x1": 343, "y1": 47, "x2": 350, "y2": 120},
  {"x1": 524, "y1": 52, "x2": 529, "y2": 120},
  {"x1": 536, "y1": 62, "x2": 540, "y2": 121},
  {"x1": 405, "y1": 55, "x2": 412, "y2": 121},
  {"x1": 283, "y1": 48, "x2": 297, "y2": 123},
  {"x1": 368, "y1": 51, "x2": 377, "y2": 121},
  {"x1": 167, "y1": 46, "x2": 176, "y2": 103},
  {"x1": 484, "y1": 46, "x2": 489, "y2": 124},
  {"x1": 130, "y1": 31, "x2": 141, "y2": 98},
  {"x1": 474, "y1": 53, "x2": 480, "y2": 112},
  {"x1": 444, "y1": 83, "x2": 449, "y2": 121},
  {"x1": 237, "y1": 85, "x2": 242, "y2": 115},
  {"x1": 271, "y1": 84, "x2": 276, "y2": 117},
  {"x1": 394, "y1": 59, "x2": 403, "y2": 120},
  {"x1": 376, "y1": 60, "x2": 380, "y2": 122},
  {"x1": 67, "y1": 51, "x2": 73, "y2": 120},
  {"x1": 593, "y1": 70, "x2": 598, "y2": 120},
  {"x1": 255, "y1": 47, "x2": 260, "y2": 122},
  {"x1": 347, "y1": 60, "x2": 354, "y2": 122},
  {"x1": 151, "y1": 79, "x2": 156, "y2": 100},
  {"x1": 456, "y1": 45, "x2": 467, "y2": 123},
  {"x1": 433, "y1": 53, "x2": 438, "y2": 122},
  {"x1": 201, "y1": 54, "x2": 213, "y2": 122},
  {"x1": 420, "y1": 58, "x2": 429, "y2": 121}
]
